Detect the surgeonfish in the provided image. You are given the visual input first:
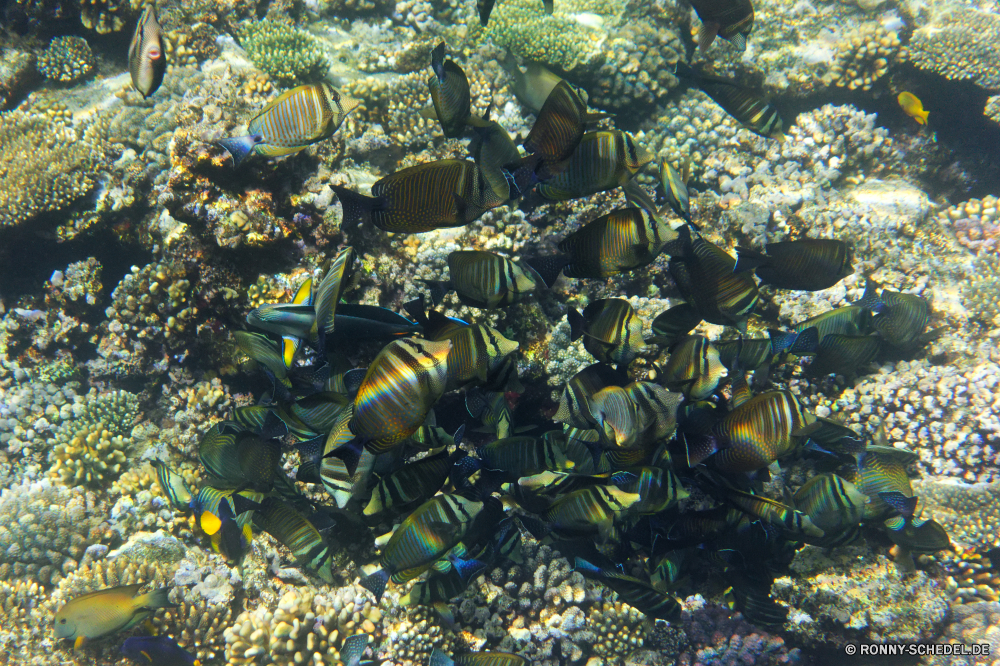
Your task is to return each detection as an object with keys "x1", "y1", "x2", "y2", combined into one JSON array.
[
  {"x1": 537, "y1": 130, "x2": 654, "y2": 201},
  {"x1": 363, "y1": 448, "x2": 456, "y2": 517},
  {"x1": 55, "y1": 584, "x2": 175, "y2": 648},
  {"x1": 542, "y1": 484, "x2": 640, "y2": 540},
  {"x1": 428, "y1": 321, "x2": 520, "y2": 392},
  {"x1": 478, "y1": 435, "x2": 576, "y2": 479},
  {"x1": 429, "y1": 648, "x2": 528, "y2": 666},
  {"x1": 506, "y1": 59, "x2": 565, "y2": 113},
  {"x1": 660, "y1": 334, "x2": 727, "y2": 400},
  {"x1": 574, "y1": 558, "x2": 682, "y2": 620},
  {"x1": 567, "y1": 298, "x2": 646, "y2": 367},
  {"x1": 425, "y1": 250, "x2": 539, "y2": 309},
  {"x1": 846, "y1": 444, "x2": 917, "y2": 520},
  {"x1": 897, "y1": 91, "x2": 928, "y2": 125},
  {"x1": 793, "y1": 305, "x2": 872, "y2": 341},
  {"x1": 218, "y1": 83, "x2": 360, "y2": 165},
  {"x1": 198, "y1": 423, "x2": 282, "y2": 492},
  {"x1": 477, "y1": 0, "x2": 497, "y2": 25},
  {"x1": 190, "y1": 486, "x2": 263, "y2": 561},
  {"x1": 855, "y1": 279, "x2": 934, "y2": 349},
  {"x1": 792, "y1": 474, "x2": 869, "y2": 547},
  {"x1": 468, "y1": 107, "x2": 524, "y2": 199},
  {"x1": 659, "y1": 157, "x2": 692, "y2": 223},
  {"x1": 332, "y1": 160, "x2": 507, "y2": 233},
  {"x1": 553, "y1": 363, "x2": 628, "y2": 430},
  {"x1": 522, "y1": 80, "x2": 593, "y2": 164},
  {"x1": 152, "y1": 460, "x2": 193, "y2": 511},
  {"x1": 719, "y1": 486, "x2": 824, "y2": 540},
  {"x1": 734, "y1": 239, "x2": 853, "y2": 291},
  {"x1": 350, "y1": 337, "x2": 453, "y2": 455},
  {"x1": 128, "y1": 4, "x2": 166, "y2": 98},
  {"x1": 676, "y1": 64, "x2": 783, "y2": 140},
  {"x1": 428, "y1": 43, "x2": 471, "y2": 138},
  {"x1": 687, "y1": 0, "x2": 755, "y2": 50},
  {"x1": 806, "y1": 333, "x2": 881, "y2": 378},
  {"x1": 233, "y1": 331, "x2": 291, "y2": 389},
  {"x1": 121, "y1": 635, "x2": 200, "y2": 666},
  {"x1": 646, "y1": 303, "x2": 702, "y2": 347},
  {"x1": 359, "y1": 493, "x2": 484, "y2": 601},
  {"x1": 254, "y1": 497, "x2": 335, "y2": 583}
]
